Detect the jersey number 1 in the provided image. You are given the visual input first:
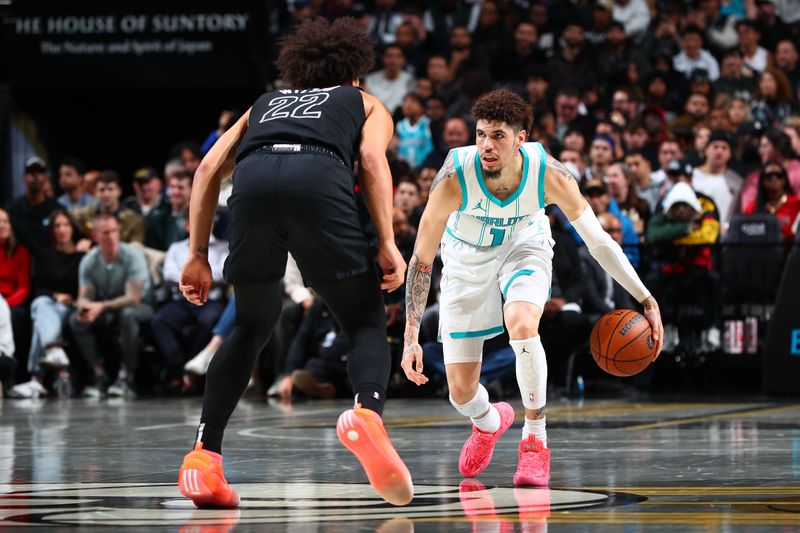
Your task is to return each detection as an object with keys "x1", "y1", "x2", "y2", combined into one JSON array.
[
  {"x1": 259, "y1": 93, "x2": 330, "y2": 122},
  {"x1": 490, "y1": 227, "x2": 506, "y2": 246}
]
